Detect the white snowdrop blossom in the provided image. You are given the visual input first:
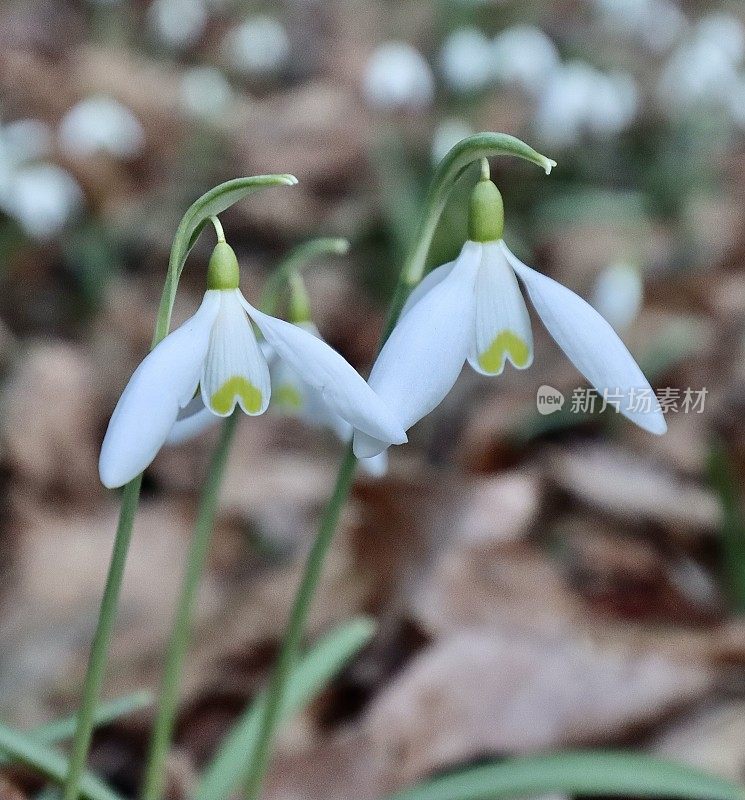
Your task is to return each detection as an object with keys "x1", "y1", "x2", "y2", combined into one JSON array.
[
  {"x1": 590, "y1": 262, "x2": 643, "y2": 332},
  {"x1": 363, "y1": 42, "x2": 435, "y2": 112},
  {"x1": 440, "y1": 28, "x2": 493, "y2": 93},
  {"x1": 352, "y1": 177, "x2": 665, "y2": 459},
  {"x1": 180, "y1": 67, "x2": 234, "y2": 120},
  {"x1": 3, "y1": 119, "x2": 53, "y2": 165},
  {"x1": 59, "y1": 96, "x2": 145, "y2": 160},
  {"x1": 148, "y1": 0, "x2": 206, "y2": 49},
  {"x1": 594, "y1": 0, "x2": 686, "y2": 53},
  {"x1": 0, "y1": 163, "x2": 82, "y2": 239},
  {"x1": 535, "y1": 62, "x2": 638, "y2": 146},
  {"x1": 99, "y1": 242, "x2": 405, "y2": 488},
  {"x1": 492, "y1": 25, "x2": 559, "y2": 95},
  {"x1": 222, "y1": 16, "x2": 290, "y2": 77},
  {"x1": 431, "y1": 118, "x2": 474, "y2": 165}
]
